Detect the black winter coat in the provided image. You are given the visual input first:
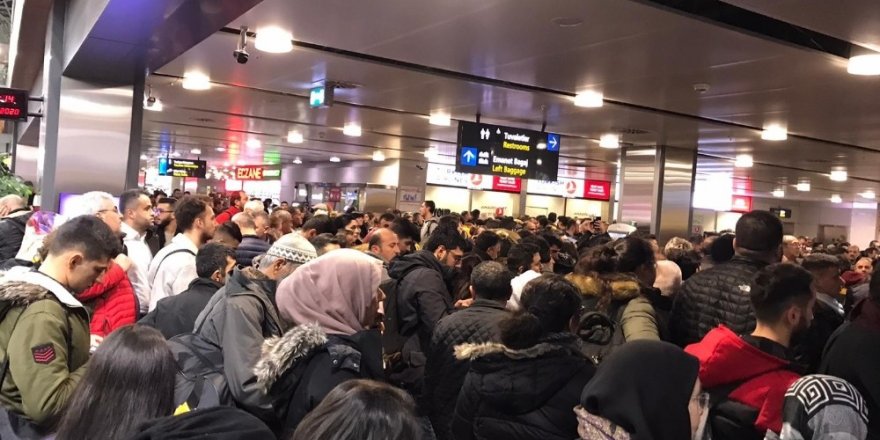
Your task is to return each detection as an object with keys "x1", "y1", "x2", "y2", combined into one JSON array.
[
  {"x1": 793, "y1": 294, "x2": 844, "y2": 374},
  {"x1": 254, "y1": 324, "x2": 384, "y2": 438},
  {"x1": 451, "y1": 334, "x2": 596, "y2": 440},
  {"x1": 0, "y1": 210, "x2": 31, "y2": 261},
  {"x1": 236, "y1": 236, "x2": 271, "y2": 267},
  {"x1": 139, "y1": 277, "x2": 223, "y2": 339},
  {"x1": 425, "y1": 299, "x2": 509, "y2": 440},
  {"x1": 669, "y1": 255, "x2": 767, "y2": 346}
]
